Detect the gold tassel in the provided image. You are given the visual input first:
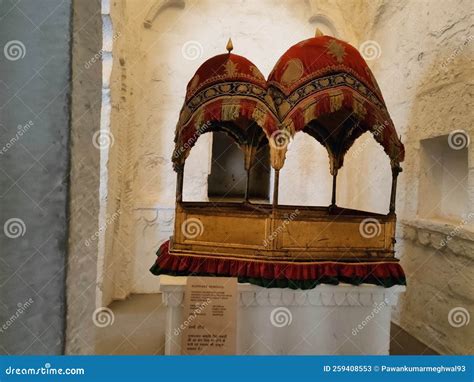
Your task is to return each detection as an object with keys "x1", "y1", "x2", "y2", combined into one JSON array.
[
  {"x1": 244, "y1": 146, "x2": 256, "y2": 170},
  {"x1": 252, "y1": 106, "x2": 267, "y2": 127},
  {"x1": 353, "y1": 98, "x2": 367, "y2": 119},
  {"x1": 303, "y1": 103, "x2": 317, "y2": 125},
  {"x1": 194, "y1": 108, "x2": 204, "y2": 129},
  {"x1": 329, "y1": 91, "x2": 344, "y2": 112},
  {"x1": 221, "y1": 101, "x2": 241, "y2": 120},
  {"x1": 270, "y1": 148, "x2": 287, "y2": 171}
]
